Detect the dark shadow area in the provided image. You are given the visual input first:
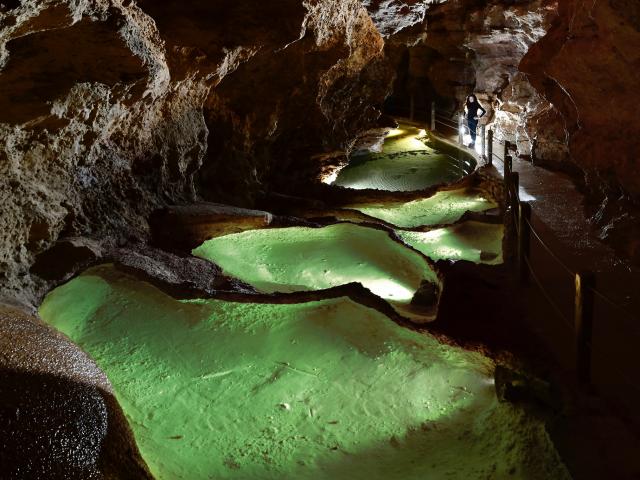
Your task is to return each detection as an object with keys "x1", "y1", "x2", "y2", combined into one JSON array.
[
  {"x1": 0, "y1": 368, "x2": 151, "y2": 480},
  {"x1": 0, "y1": 17, "x2": 147, "y2": 124}
]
